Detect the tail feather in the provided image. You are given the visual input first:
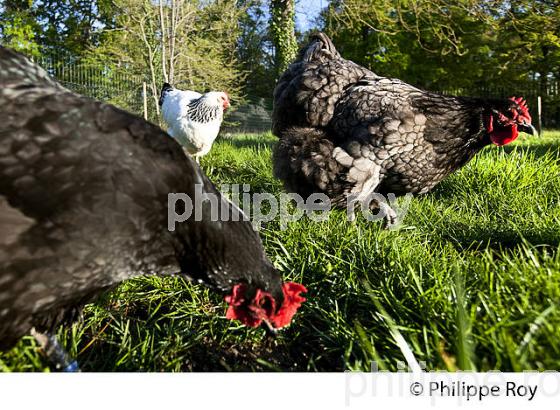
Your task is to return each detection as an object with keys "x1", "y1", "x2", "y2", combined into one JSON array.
[
  {"x1": 272, "y1": 33, "x2": 342, "y2": 135},
  {"x1": 159, "y1": 83, "x2": 173, "y2": 106},
  {"x1": 300, "y1": 32, "x2": 340, "y2": 63}
]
